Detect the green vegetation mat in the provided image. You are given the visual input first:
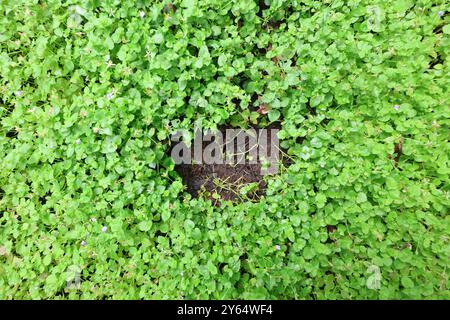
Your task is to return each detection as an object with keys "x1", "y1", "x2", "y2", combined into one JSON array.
[{"x1": 0, "y1": 0, "x2": 449, "y2": 299}]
